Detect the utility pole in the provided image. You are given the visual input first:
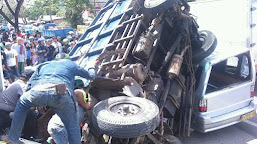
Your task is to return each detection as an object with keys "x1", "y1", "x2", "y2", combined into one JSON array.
[{"x1": 0, "y1": 50, "x2": 5, "y2": 93}]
